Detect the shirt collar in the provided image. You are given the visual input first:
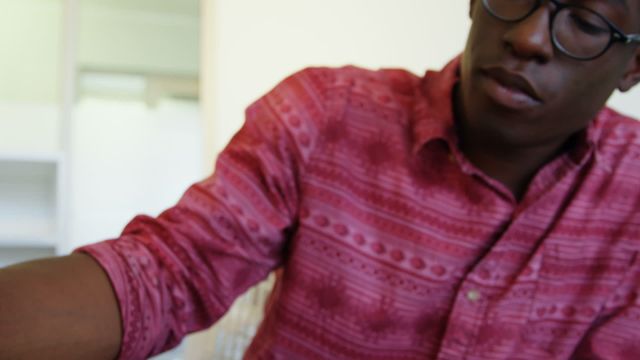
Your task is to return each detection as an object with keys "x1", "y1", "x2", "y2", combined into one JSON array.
[
  {"x1": 569, "y1": 111, "x2": 605, "y2": 167},
  {"x1": 410, "y1": 56, "x2": 461, "y2": 155},
  {"x1": 410, "y1": 55, "x2": 603, "y2": 166}
]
